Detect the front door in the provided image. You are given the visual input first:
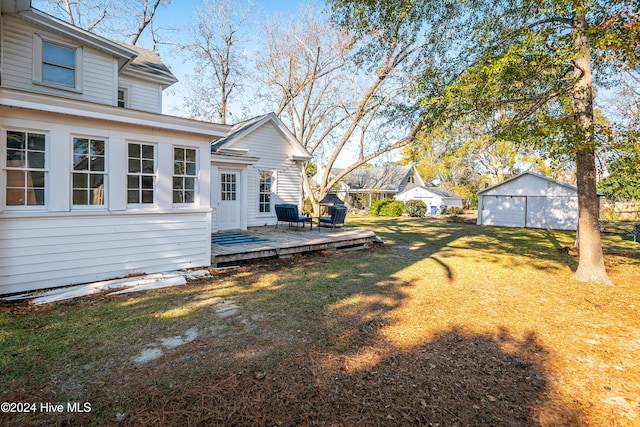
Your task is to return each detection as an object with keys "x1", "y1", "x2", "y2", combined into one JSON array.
[{"x1": 218, "y1": 171, "x2": 241, "y2": 230}]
